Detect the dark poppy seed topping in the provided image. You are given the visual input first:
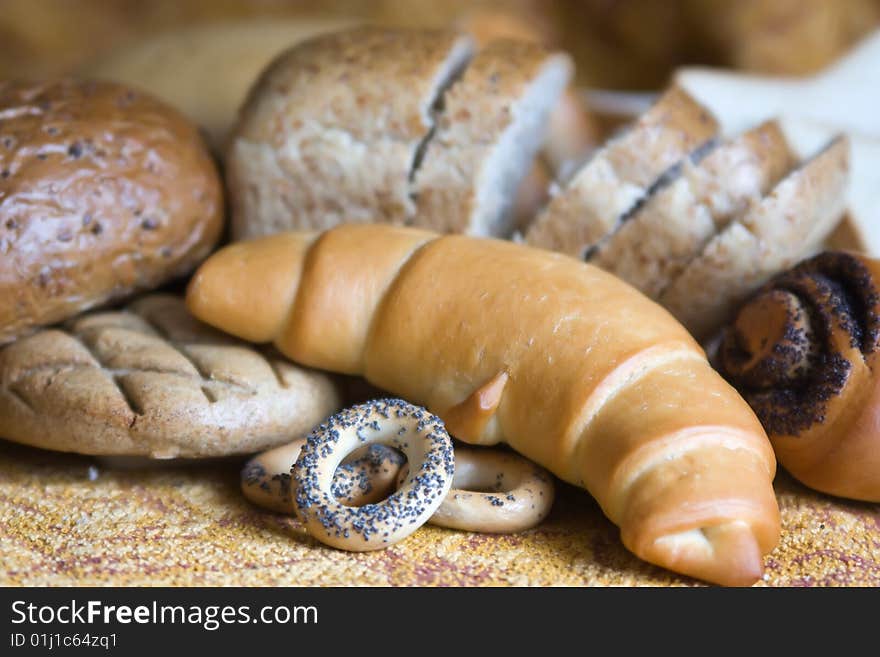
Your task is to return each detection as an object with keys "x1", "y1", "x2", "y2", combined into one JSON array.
[
  {"x1": 292, "y1": 398, "x2": 455, "y2": 550},
  {"x1": 718, "y1": 252, "x2": 880, "y2": 437}
]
